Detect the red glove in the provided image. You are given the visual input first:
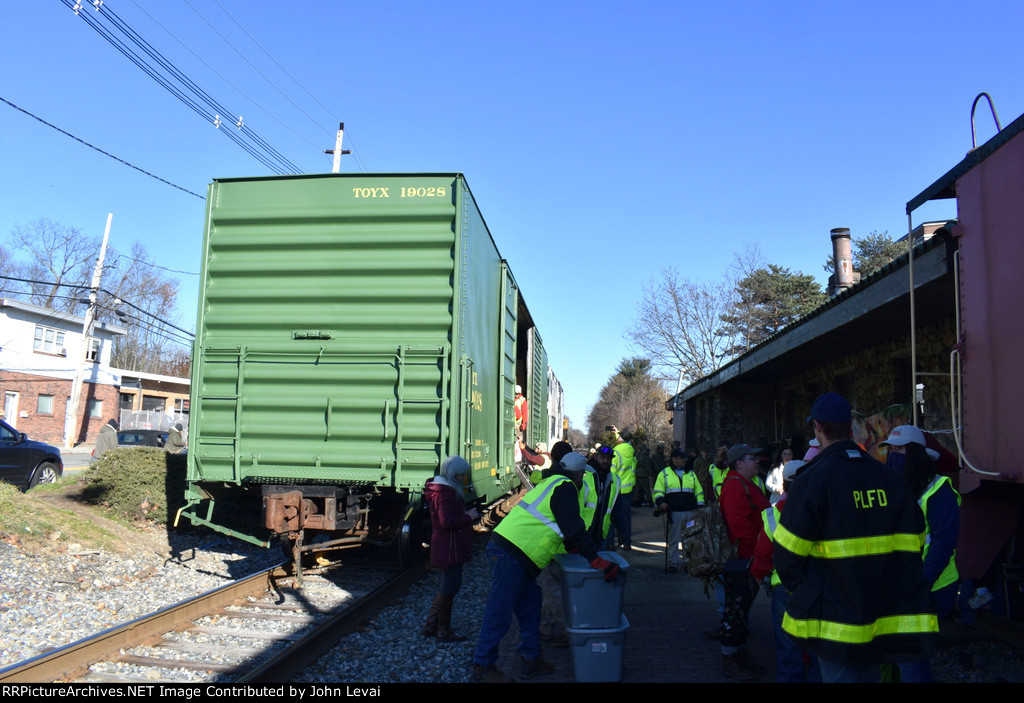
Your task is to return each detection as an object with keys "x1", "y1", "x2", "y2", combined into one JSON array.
[{"x1": 590, "y1": 557, "x2": 620, "y2": 582}]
